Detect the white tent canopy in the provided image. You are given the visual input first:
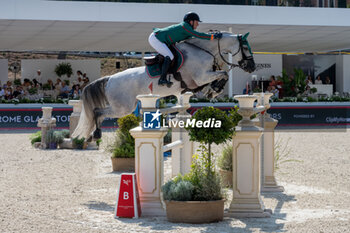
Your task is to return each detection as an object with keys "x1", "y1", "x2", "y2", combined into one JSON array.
[{"x1": 1, "y1": 0, "x2": 350, "y2": 52}]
